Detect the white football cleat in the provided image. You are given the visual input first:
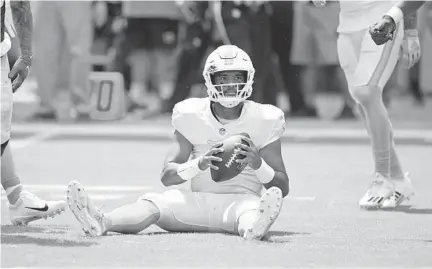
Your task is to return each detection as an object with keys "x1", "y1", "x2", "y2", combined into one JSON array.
[
  {"x1": 67, "y1": 180, "x2": 106, "y2": 236},
  {"x1": 381, "y1": 174, "x2": 415, "y2": 209},
  {"x1": 9, "y1": 191, "x2": 66, "y2": 225},
  {"x1": 359, "y1": 173, "x2": 395, "y2": 210},
  {"x1": 244, "y1": 187, "x2": 283, "y2": 241}
]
